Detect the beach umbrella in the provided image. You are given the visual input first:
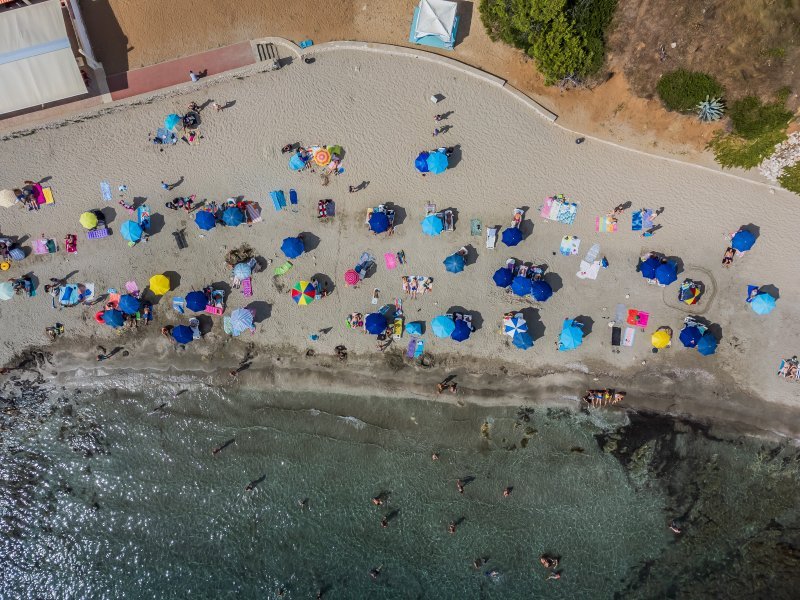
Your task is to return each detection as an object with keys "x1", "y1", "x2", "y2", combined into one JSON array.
[
  {"x1": 365, "y1": 312, "x2": 387, "y2": 335},
  {"x1": 639, "y1": 256, "x2": 660, "y2": 279},
  {"x1": 513, "y1": 331, "x2": 534, "y2": 350},
  {"x1": 426, "y1": 151, "x2": 448, "y2": 174},
  {"x1": 492, "y1": 268, "x2": 513, "y2": 288},
  {"x1": 185, "y1": 291, "x2": 207, "y2": 312},
  {"x1": 120, "y1": 220, "x2": 143, "y2": 243},
  {"x1": 504, "y1": 315, "x2": 527, "y2": 336},
  {"x1": 172, "y1": 325, "x2": 194, "y2": 345},
  {"x1": 0, "y1": 281, "x2": 13, "y2": 301},
  {"x1": 415, "y1": 151, "x2": 430, "y2": 173},
  {"x1": 222, "y1": 207, "x2": 245, "y2": 227},
  {"x1": 118, "y1": 294, "x2": 140, "y2": 315},
  {"x1": 344, "y1": 269, "x2": 360, "y2": 286},
  {"x1": 443, "y1": 253, "x2": 465, "y2": 274},
  {"x1": 149, "y1": 274, "x2": 170, "y2": 295},
  {"x1": 501, "y1": 228, "x2": 522, "y2": 247},
  {"x1": 559, "y1": 319, "x2": 584, "y2": 351},
  {"x1": 79, "y1": 211, "x2": 98, "y2": 229},
  {"x1": 328, "y1": 145, "x2": 343, "y2": 157},
  {"x1": 281, "y1": 236, "x2": 305, "y2": 259},
  {"x1": 530, "y1": 280, "x2": 553, "y2": 302},
  {"x1": 731, "y1": 230, "x2": 755, "y2": 252},
  {"x1": 368, "y1": 212, "x2": 390, "y2": 234},
  {"x1": 451, "y1": 320, "x2": 471, "y2": 342},
  {"x1": 655, "y1": 262, "x2": 677, "y2": 286},
  {"x1": 164, "y1": 113, "x2": 182, "y2": 130},
  {"x1": 102, "y1": 309, "x2": 124, "y2": 328},
  {"x1": 0, "y1": 189, "x2": 16, "y2": 208},
  {"x1": 406, "y1": 321, "x2": 423, "y2": 336},
  {"x1": 314, "y1": 148, "x2": 331, "y2": 166},
  {"x1": 651, "y1": 329, "x2": 671, "y2": 349},
  {"x1": 679, "y1": 326, "x2": 702, "y2": 348},
  {"x1": 233, "y1": 262, "x2": 252, "y2": 280},
  {"x1": 195, "y1": 211, "x2": 216, "y2": 231},
  {"x1": 291, "y1": 281, "x2": 316, "y2": 305},
  {"x1": 697, "y1": 332, "x2": 718, "y2": 356},
  {"x1": 421, "y1": 214, "x2": 444, "y2": 236},
  {"x1": 431, "y1": 315, "x2": 455, "y2": 338},
  {"x1": 230, "y1": 308, "x2": 254, "y2": 336},
  {"x1": 289, "y1": 153, "x2": 307, "y2": 171},
  {"x1": 750, "y1": 293, "x2": 776, "y2": 315},
  {"x1": 511, "y1": 275, "x2": 532, "y2": 297}
]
